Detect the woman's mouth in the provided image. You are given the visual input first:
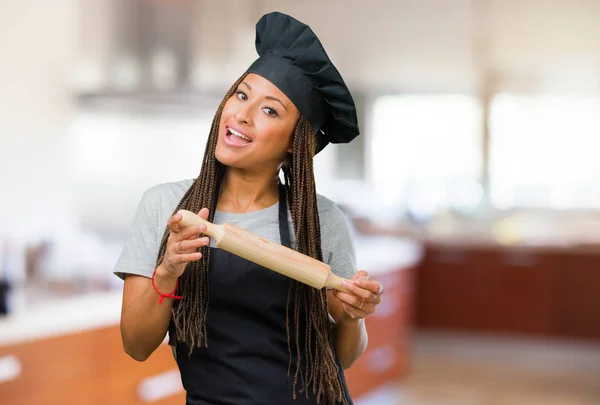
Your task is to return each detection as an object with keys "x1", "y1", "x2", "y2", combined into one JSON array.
[{"x1": 224, "y1": 126, "x2": 253, "y2": 147}]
